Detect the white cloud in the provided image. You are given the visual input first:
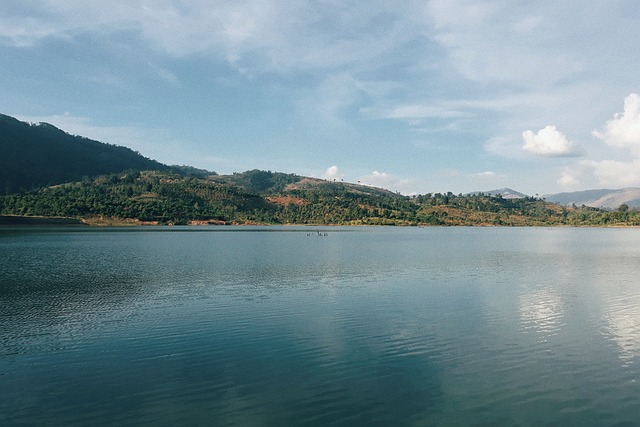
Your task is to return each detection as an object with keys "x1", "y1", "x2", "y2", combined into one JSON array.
[
  {"x1": 558, "y1": 168, "x2": 580, "y2": 187},
  {"x1": 424, "y1": 0, "x2": 582, "y2": 86},
  {"x1": 385, "y1": 104, "x2": 468, "y2": 121},
  {"x1": 4, "y1": 1, "x2": 640, "y2": 195},
  {"x1": 581, "y1": 159, "x2": 640, "y2": 187},
  {"x1": 592, "y1": 93, "x2": 640, "y2": 152},
  {"x1": 359, "y1": 170, "x2": 413, "y2": 194},
  {"x1": 0, "y1": 1, "x2": 423, "y2": 76},
  {"x1": 298, "y1": 73, "x2": 364, "y2": 130},
  {"x1": 522, "y1": 125, "x2": 578, "y2": 157},
  {"x1": 322, "y1": 165, "x2": 344, "y2": 181},
  {"x1": 484, "y1": 136, "x2": 522, "y2": 158},
  {"x1": 569, "y1": 93, "x2": 640, "y2": 188}
]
